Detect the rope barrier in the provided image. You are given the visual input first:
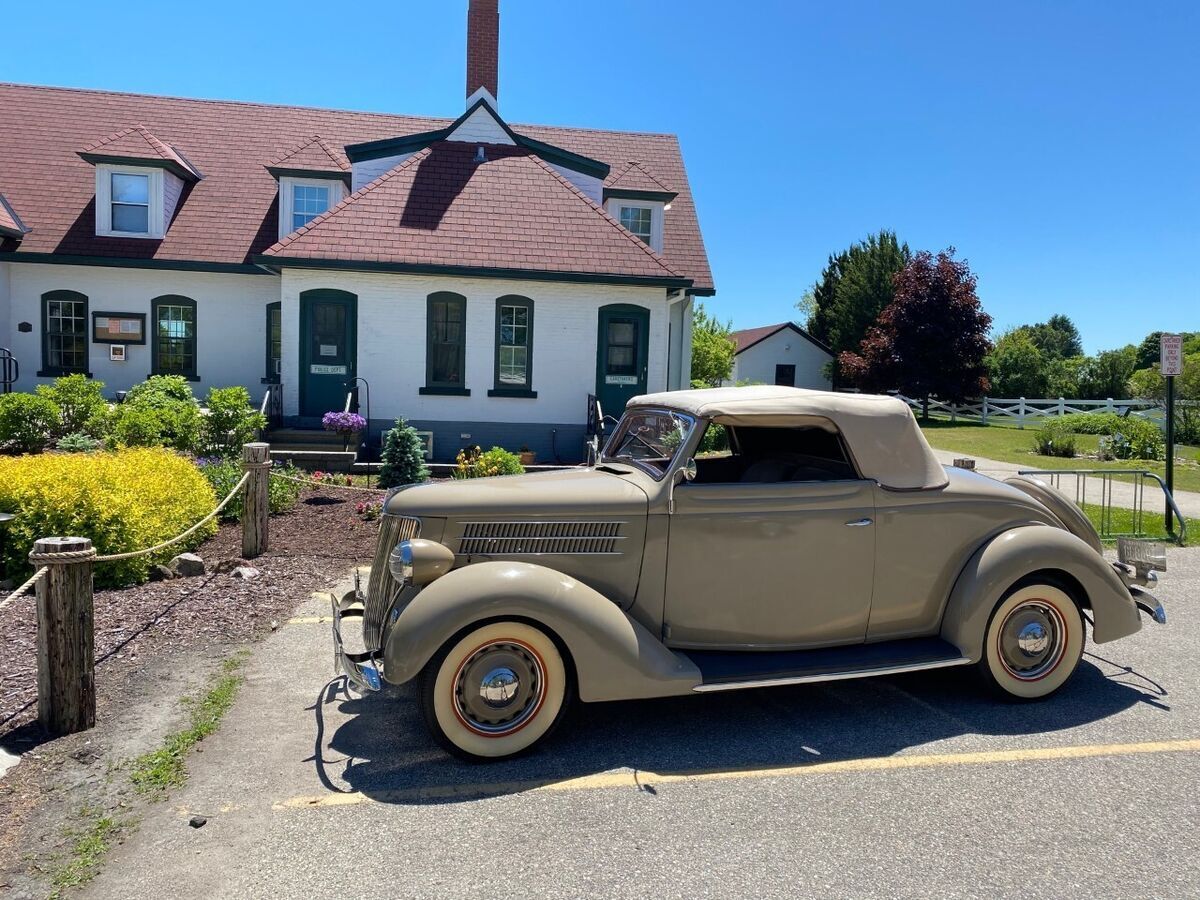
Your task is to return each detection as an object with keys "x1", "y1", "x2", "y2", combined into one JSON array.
[
  {"x1": 269, "y1": 471, "x2": 385, "y2": 493},
  {"x1": 0, "y1": 566, "x2": 48, "y2": 614}
]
